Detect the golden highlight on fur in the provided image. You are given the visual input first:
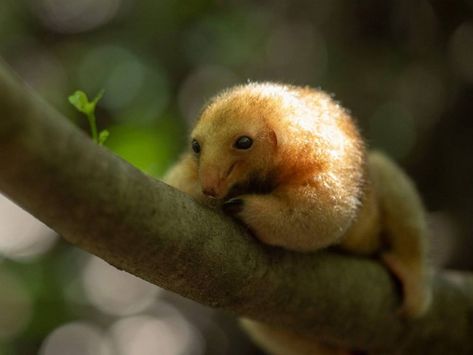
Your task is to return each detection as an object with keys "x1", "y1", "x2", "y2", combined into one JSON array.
[{"x1": 164, "y1": 82, "x2": 431, "y2": 355}]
